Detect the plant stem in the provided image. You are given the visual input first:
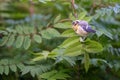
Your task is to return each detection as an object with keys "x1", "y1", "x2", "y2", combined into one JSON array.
[{"x1": 71, "y1": 0, "x2": 78, "y2": 18}]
